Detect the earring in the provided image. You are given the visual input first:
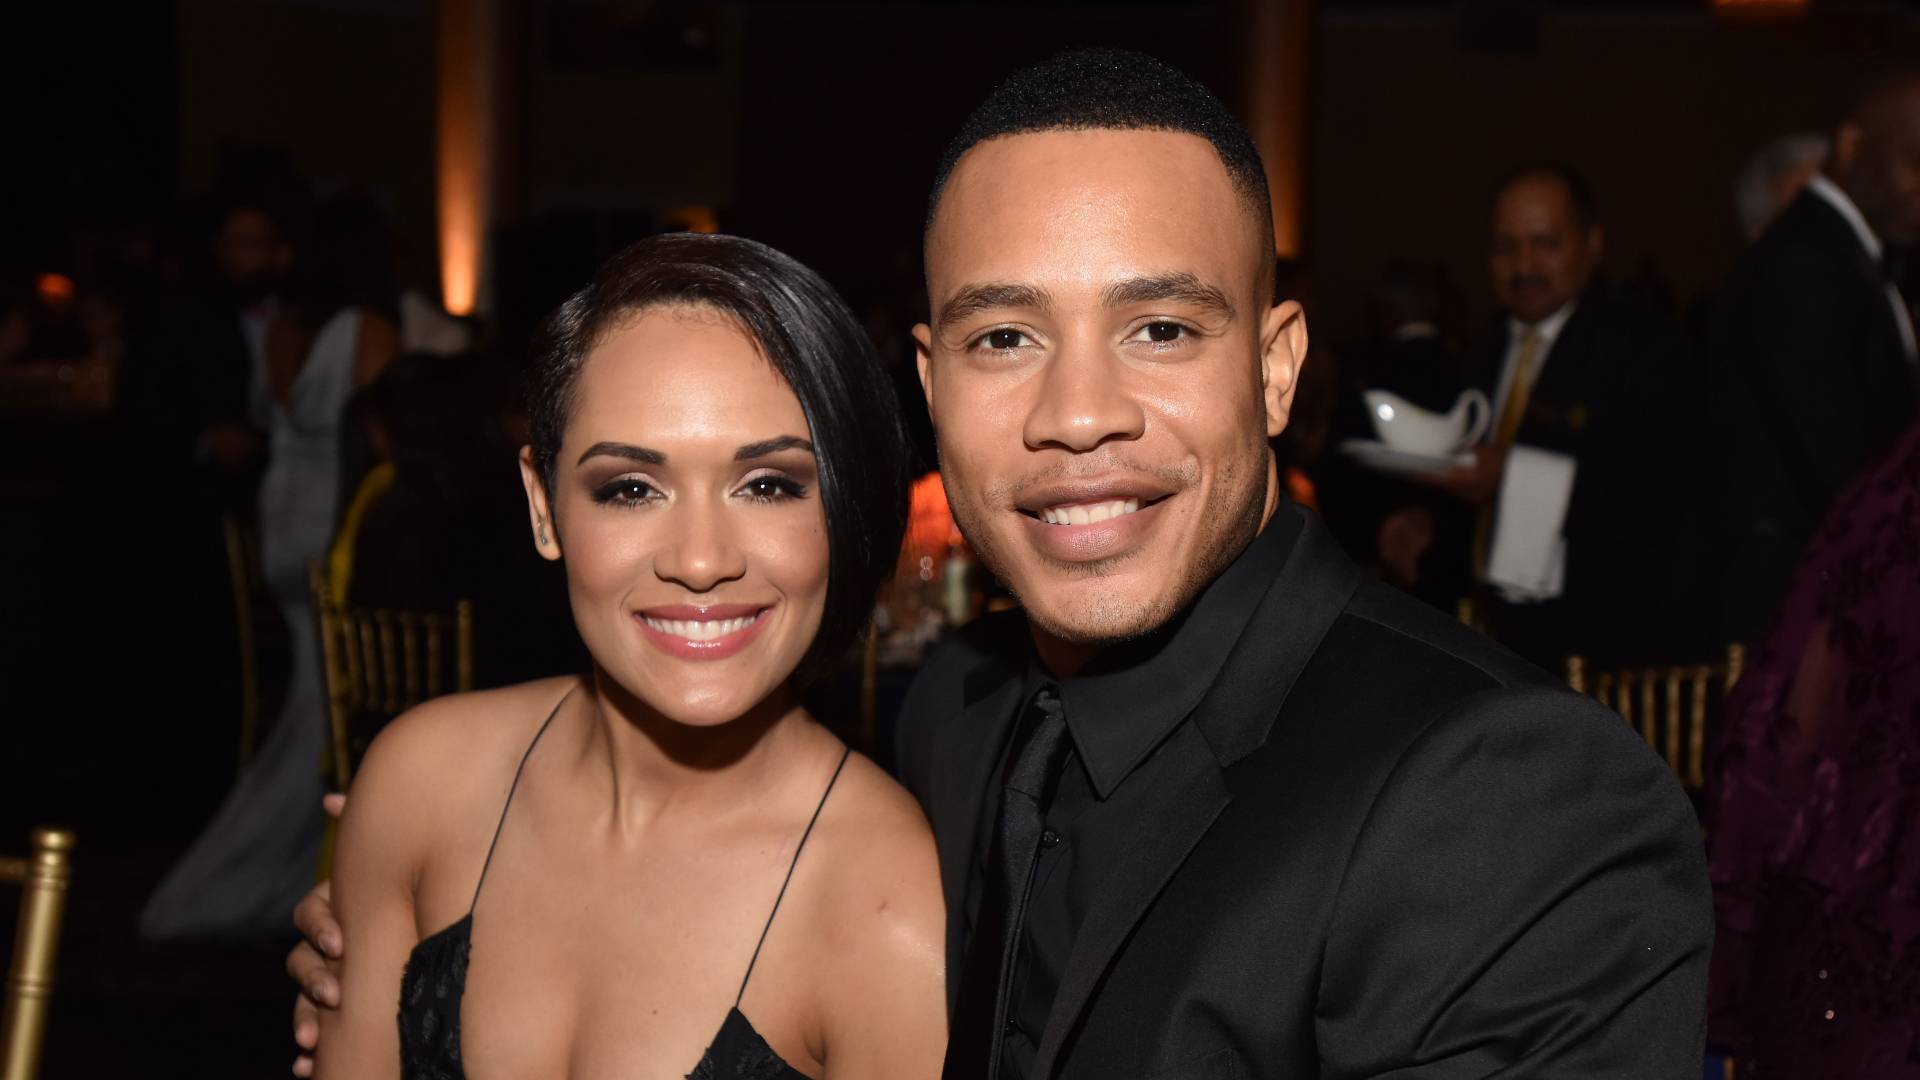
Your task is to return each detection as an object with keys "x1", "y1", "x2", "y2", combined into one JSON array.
[{"x1": 536, "y1": 519, "x2": 550, "y2": 546}]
